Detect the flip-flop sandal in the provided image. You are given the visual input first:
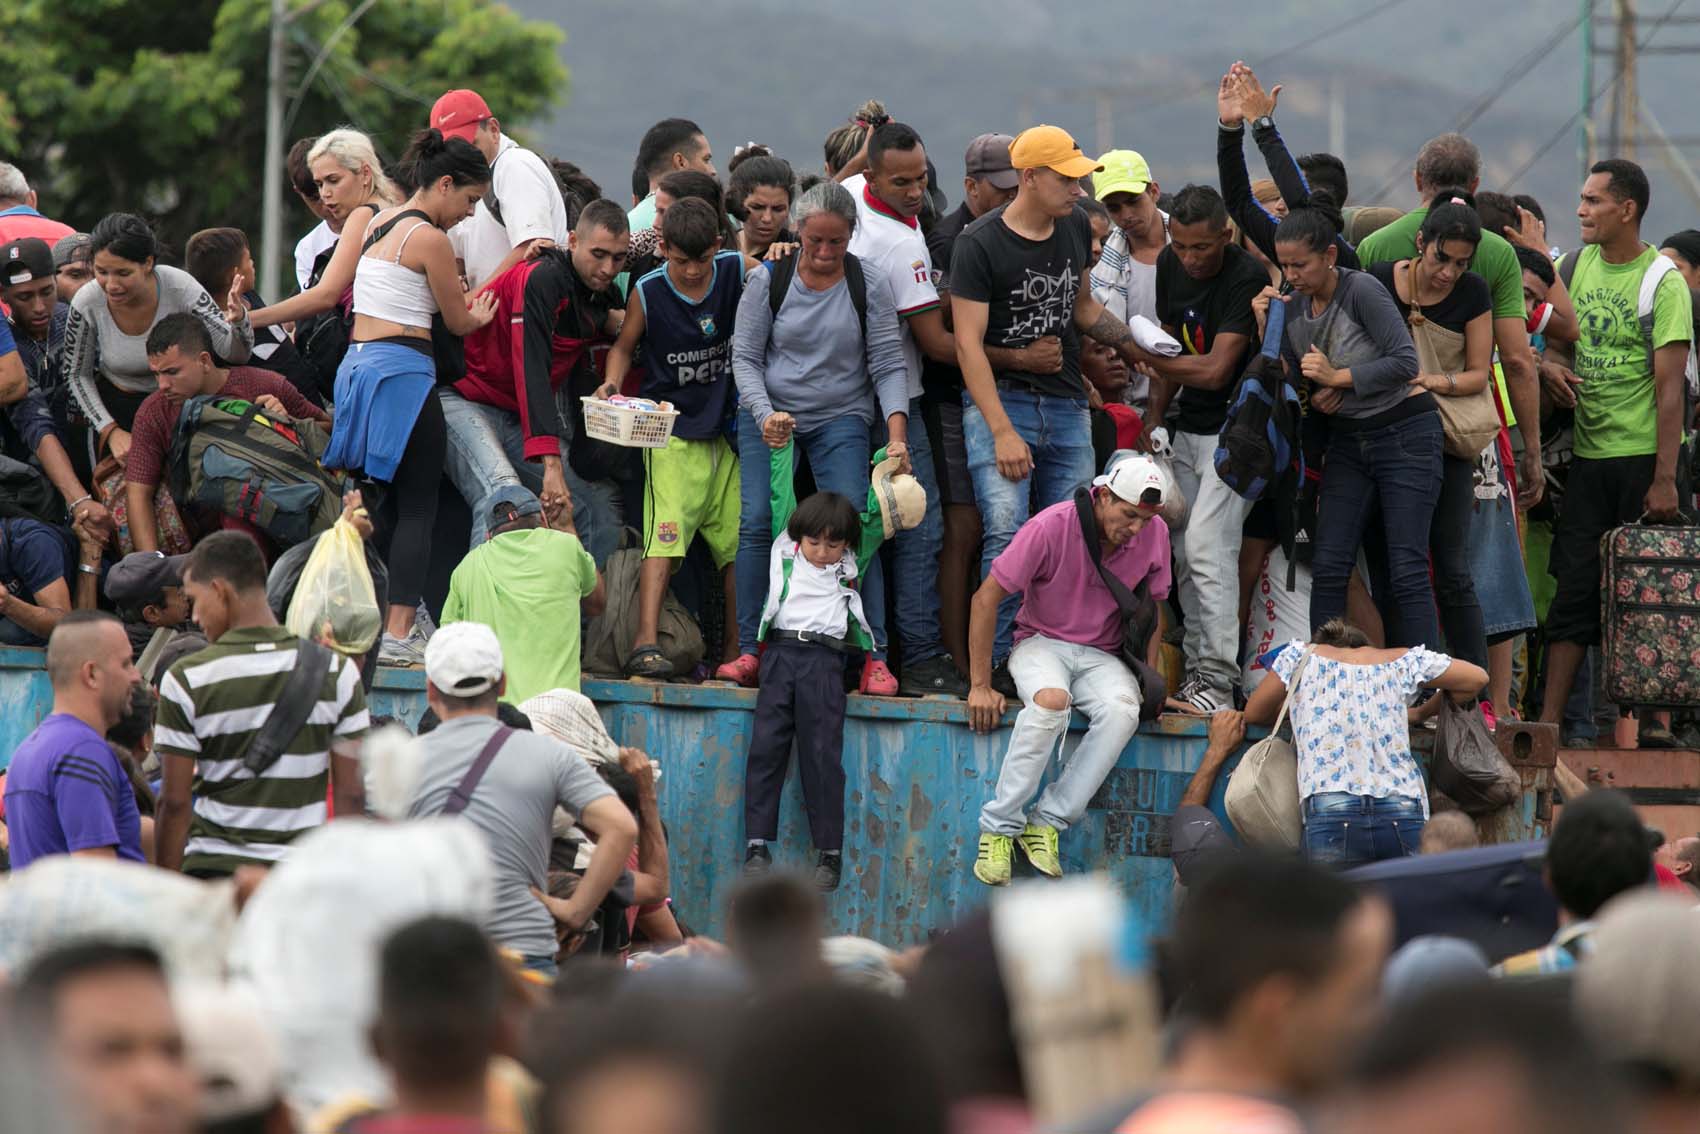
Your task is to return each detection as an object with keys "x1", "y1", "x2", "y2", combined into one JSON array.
[{"x1": 624, "y1": 643, "x2": 674, "y2": 679}]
